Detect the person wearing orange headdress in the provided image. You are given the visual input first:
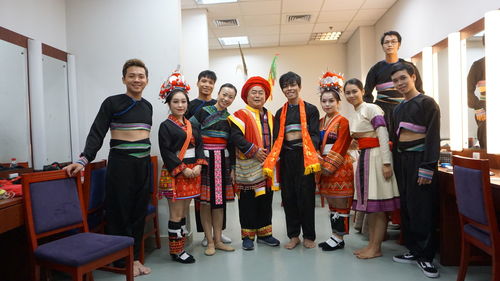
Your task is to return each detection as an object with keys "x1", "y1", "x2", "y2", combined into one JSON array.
[
  {"x1": 263, "y1": 72, "x2": 321, "y2": 249},
  {"x1": 228, "y1": 76, "x2": 280, "y2": 250}
]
